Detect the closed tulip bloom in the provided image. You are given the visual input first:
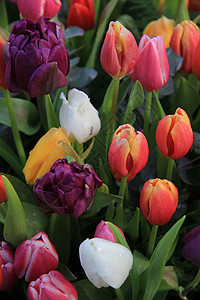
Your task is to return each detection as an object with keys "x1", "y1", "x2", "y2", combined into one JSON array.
[
  {"x1": 17, "y1": 0, "x2": 62, "y2": 22},
  {"x1": 23, "y1": 128, "x2": 70, "y2": 185},
  {"x1": 33, "y1": 158, "x2": 103, "y2": 217},
  {"x1": 0, "y1": 175, "x2": 7, "y2": 204},
  {"x1": 143, "y1": 16, "x2": 175, "y2": 48},
  {"x1": 27, "y1": 270, "x2": 78, "y2": 300},
  {"x1": 108, "y1": 124, "x2": 149, "y2": 182},
  {"x1": 0, "y1": 35, "x2": 7, "y2": 89},
  {"x1": 182, "y1": 226, "x2": 200, "y2": 266},
  {"x1": 0, "y1": 241, "x2": 18, "y2": 291},
  {"x1": 100, "y1": 21, "x2": 138, "y2": 80},
  {"x1": 156, "y1": 108, "x2": 193, "y2": 159},
  {"x1": 3, "y1": 17, "x2": 70, "y2": 98},
  {"x1": 170, "y1": 20, "x2": 199, "y2": 73},
  {"x1": 140, "y1": 178, "x2": 178, "y2": 226},
  {"x1": 79, "y1": 238, "x2": 133, "y2": 289},
  {"x1": 59, "y1": 89, "x2": 101, "y2": 144},
  {"x1": 67, "y1": 0, "x2": 95, "y2": 31},
  {"x1": 14, "y1": 231, "x2": 59, "y2": 282},
  {"x1": 130, "y1": 34, "x2": 170, "y2": 91},
  {"x1": 94, "y1": 221, "x2": 126, "y2": 243},
  {"x1": 192, "y1": 38, "x2": 200, "y2": 81}
]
